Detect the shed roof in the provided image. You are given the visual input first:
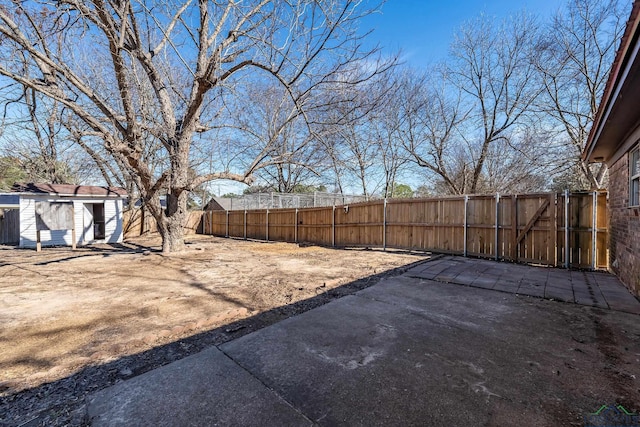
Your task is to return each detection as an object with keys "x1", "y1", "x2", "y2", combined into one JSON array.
[
  {"x1": 10, "y1": 183, "x2": 127, "y2": 198},
  {"x1": 0, "y1": 194, "x2": 20, "y2": 209},
  {"x1": 204, "y1": 197, "x2": 230, "y2": 211},
  {"x1": 584, "y1": 0, "x2": 640, "y2": 164}
]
